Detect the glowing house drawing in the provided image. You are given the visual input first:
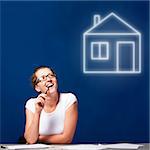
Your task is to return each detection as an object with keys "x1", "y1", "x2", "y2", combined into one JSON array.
[{"x1": 83, "y1": 12, "x2": 141, "y2": 74}]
